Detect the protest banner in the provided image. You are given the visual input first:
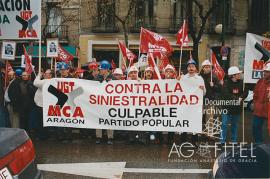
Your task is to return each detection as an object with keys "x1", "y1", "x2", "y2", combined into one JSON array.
[
  {"x1": 0, "y1": 0, "x2": 41, "y2": 39},
  {"x1": 244, "y1": 33, "x2": 270, "y2": 83},
  {"x1": 43, "y1": 79, "x2": 203, "y2": 132}
]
